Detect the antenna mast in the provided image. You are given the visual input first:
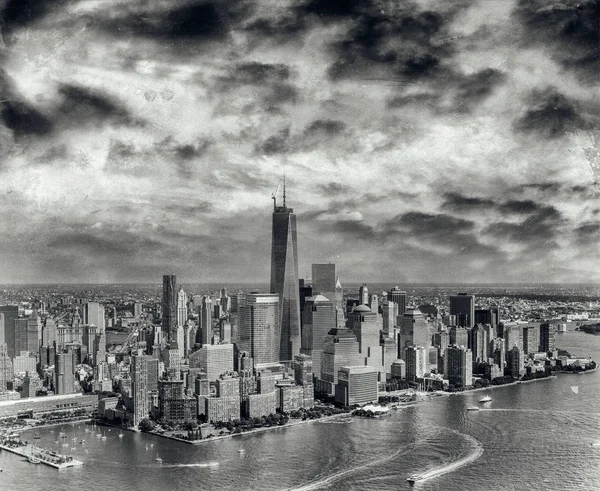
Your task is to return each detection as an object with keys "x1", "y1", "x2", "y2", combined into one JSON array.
[{"x1": 283, "y1": 163, "x2": 287, "y2": 208}]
